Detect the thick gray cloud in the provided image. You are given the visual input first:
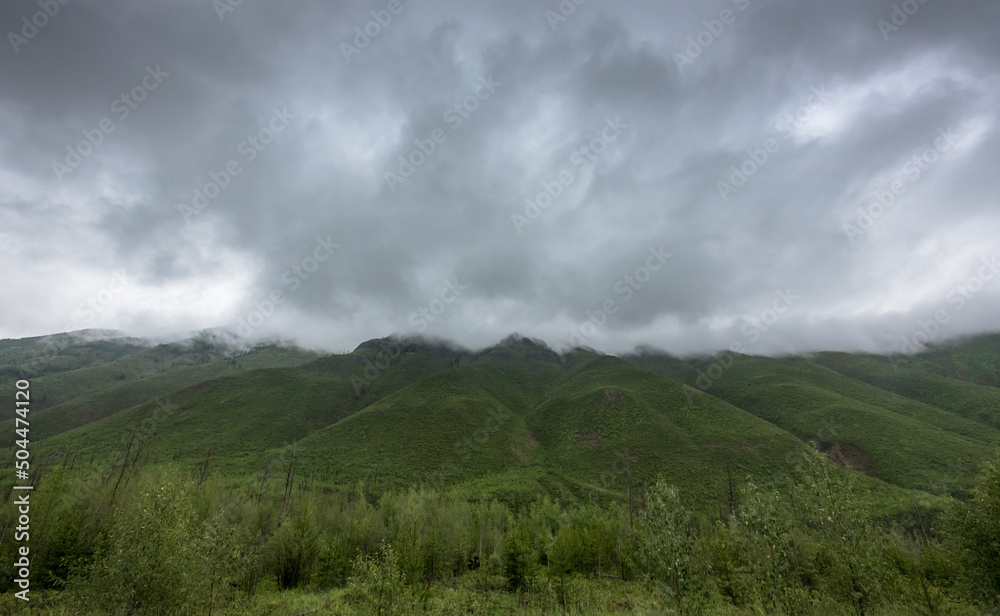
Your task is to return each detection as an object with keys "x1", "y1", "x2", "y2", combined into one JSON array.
[{"x1": 1, "y1": 0, "x2": 997, "y2": 356}]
